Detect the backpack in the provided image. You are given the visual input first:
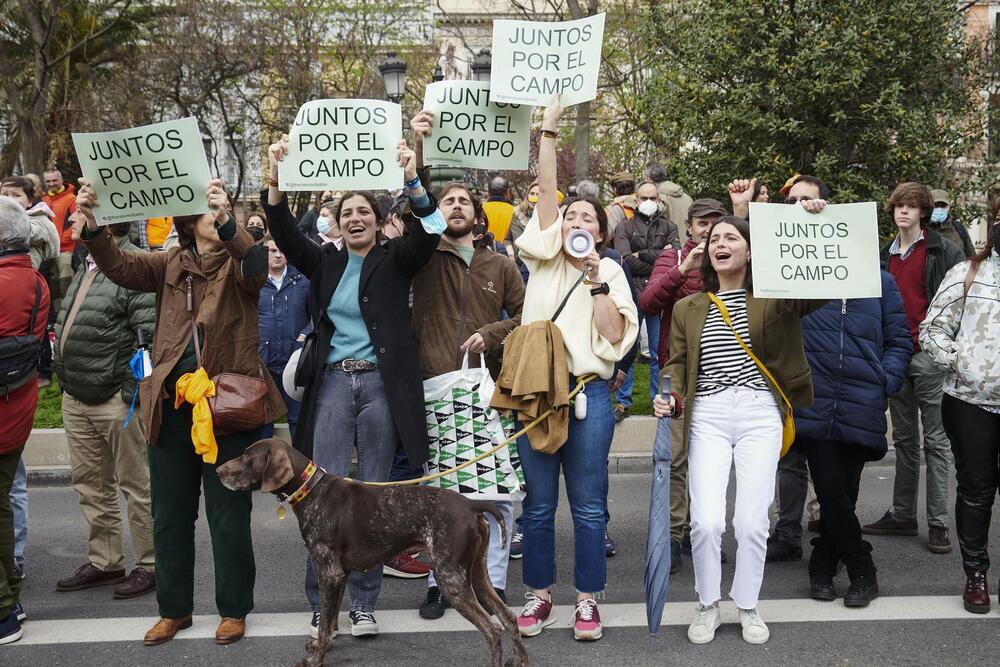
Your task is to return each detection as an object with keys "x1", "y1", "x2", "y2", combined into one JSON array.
[{"x1": 0, "y1": 276, "x2": 44, "y2": 397}]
